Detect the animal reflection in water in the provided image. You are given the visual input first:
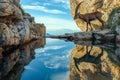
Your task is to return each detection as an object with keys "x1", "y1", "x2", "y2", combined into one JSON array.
[{"x1": 73, "y1": 46, "x2": 103, "y2": 71}]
